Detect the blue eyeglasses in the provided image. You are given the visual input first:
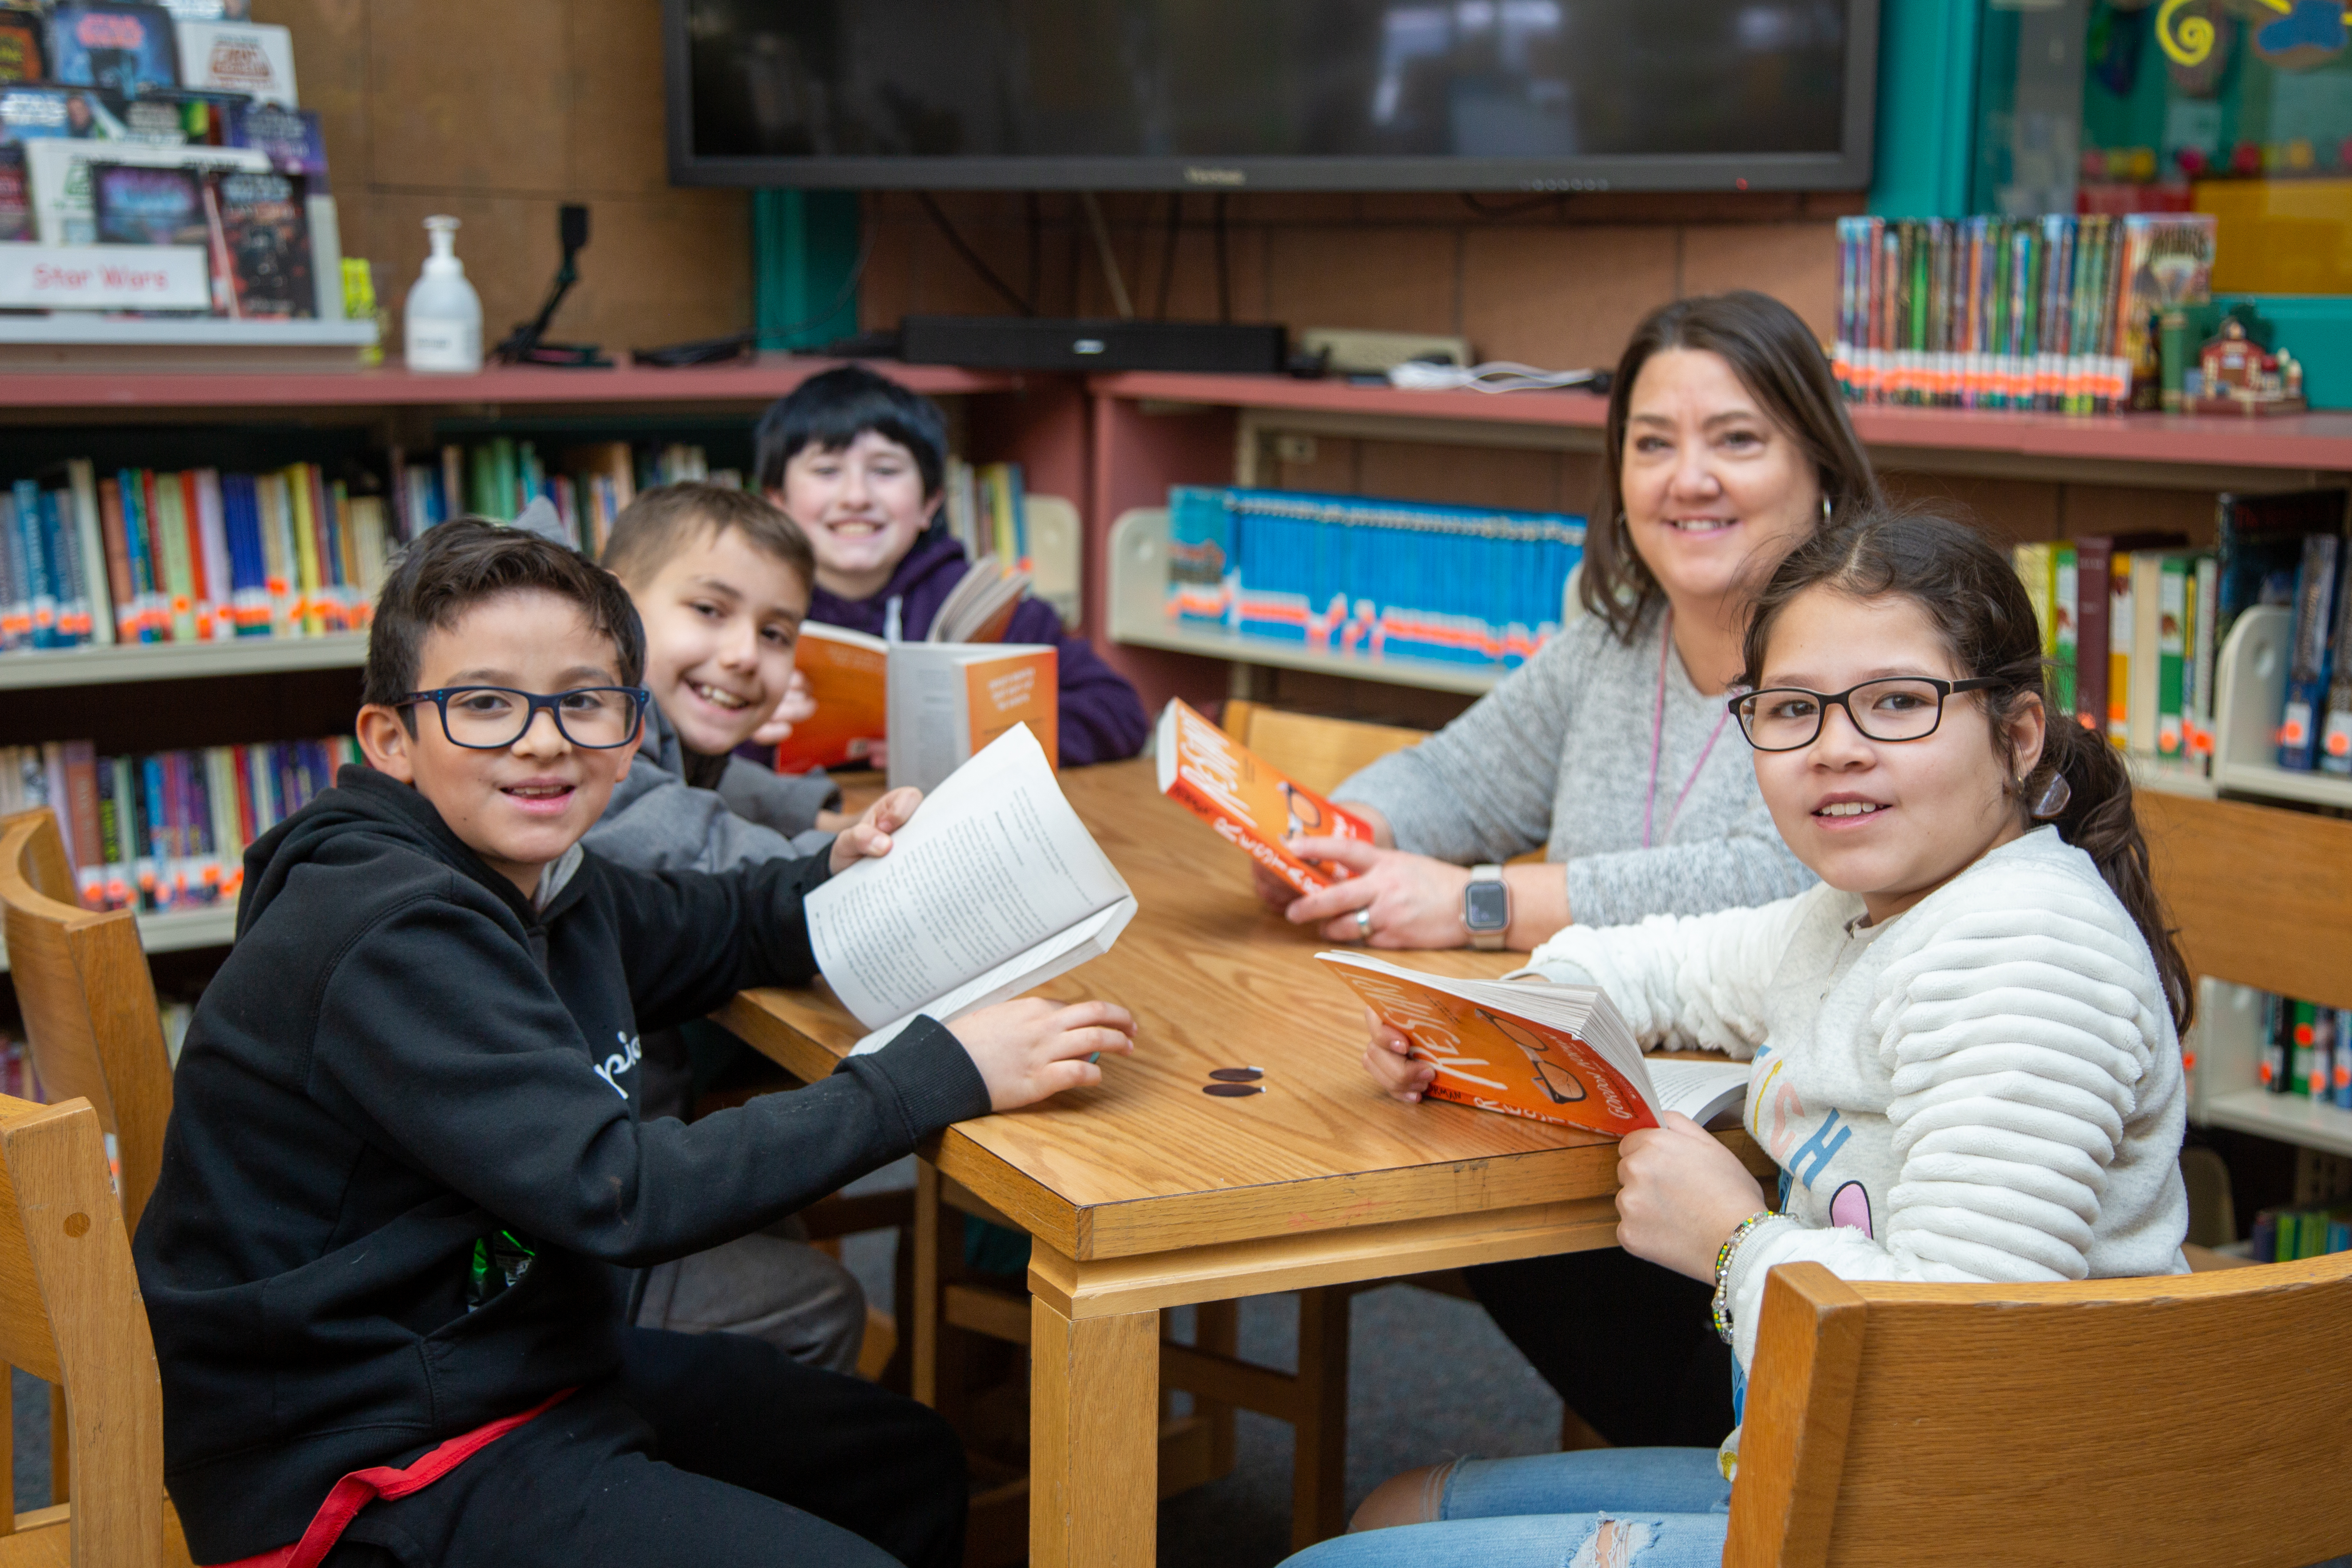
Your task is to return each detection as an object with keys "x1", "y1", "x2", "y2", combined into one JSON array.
[{"x1": 397, "y1": 686, "x2": 649, "y2": 750}]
